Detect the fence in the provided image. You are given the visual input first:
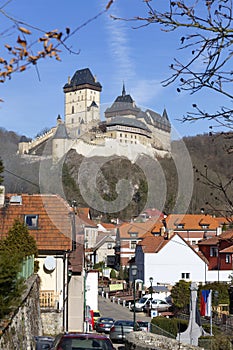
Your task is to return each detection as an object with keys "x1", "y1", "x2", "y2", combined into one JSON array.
[
  {"x1": 40, "y1": 290, "x2": 60, "y2": 308},
  {"x1": 150, "y1": 323, "x2": 176, "y2": 339},
  {"x1": 18, "y1": 255, "x2": 34, "y2": 280}
]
